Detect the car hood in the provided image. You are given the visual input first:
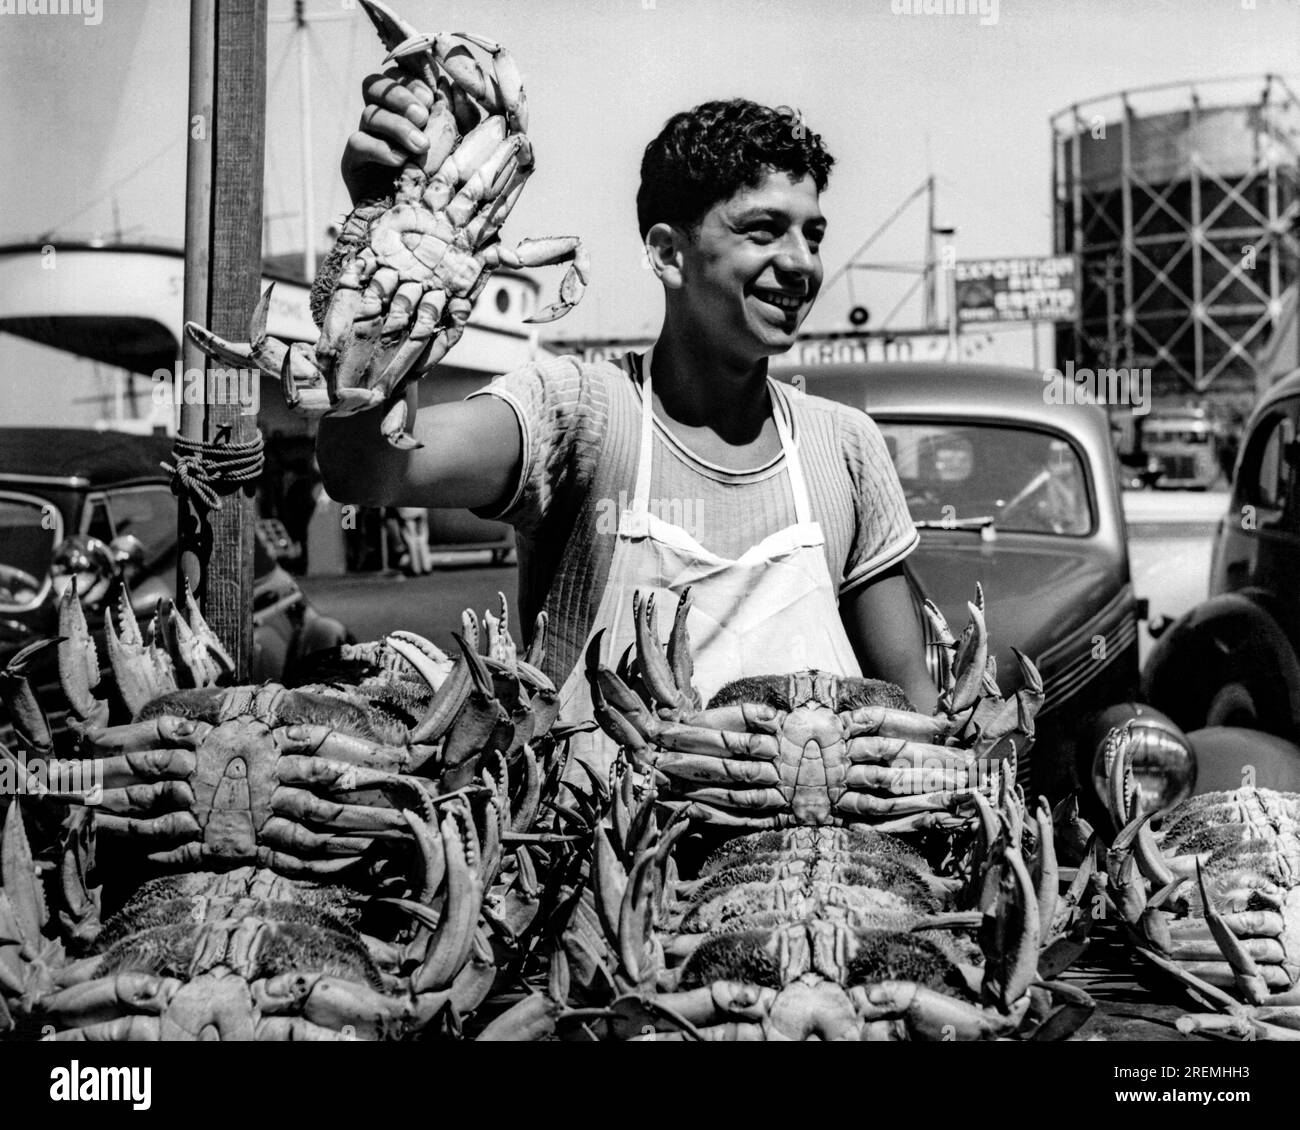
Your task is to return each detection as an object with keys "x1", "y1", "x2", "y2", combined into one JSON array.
[{"x1": 908, "y1": 537, "x2": 1122, "y2": 695}]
